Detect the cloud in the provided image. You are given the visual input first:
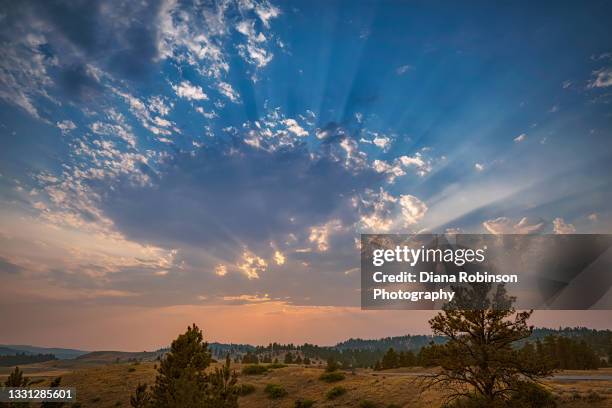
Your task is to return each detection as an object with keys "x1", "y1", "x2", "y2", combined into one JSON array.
[
  {"x1": 514, "y1": 133, "x2": 527, "y2": 143},
  {"x1": 237, "y1": 250, "x2": 267, "y2": 279},
  {"x1": 399, "y1": 195, "x2": 428, "y2": 226},
  {"x1": 216, "y1": 81, "x2": 240, "y2": 102},
  {"x1": 588, "y1": 68, "x2": 612, "y2": 88},
  {"x1": 588, "y1": 213, "x2": 598, "y2": 222},
  {"x1": 553, "y1": 217, "x2": 576, "y2": 234},
  {"x1": 396, "y1": 64, "x2": 413, "y2": 75},
  {"x1": 483, "y1": 217, "x2": 546, "y2": 234},
  {"x1": 56, "y1": 120, "x2": 76, "y2": 134},
  {"x1": 474, "y1": 163, "x2": 485, "y2": 171},
  {"x1": 309, "y1": 220, "x2": 342, "y2": 251},
  {"x1": 372, "y1": 152, "x2": 433, "y2": 182},
  {"x1": 173, "y1": 81, "x2": 208, "y2": 100},
  {"x1": 0, "y1": 257, "x2": 25, "y2": 275},
  {"x1": 283, "y1": 119, "x2": 308, "y2": 137},
  {"x1": 214, "y1": 264, "x2": 227, "y2": 276},
  {"x1": 357, "y1": 188, "x2": 427, "y2": 232}
]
